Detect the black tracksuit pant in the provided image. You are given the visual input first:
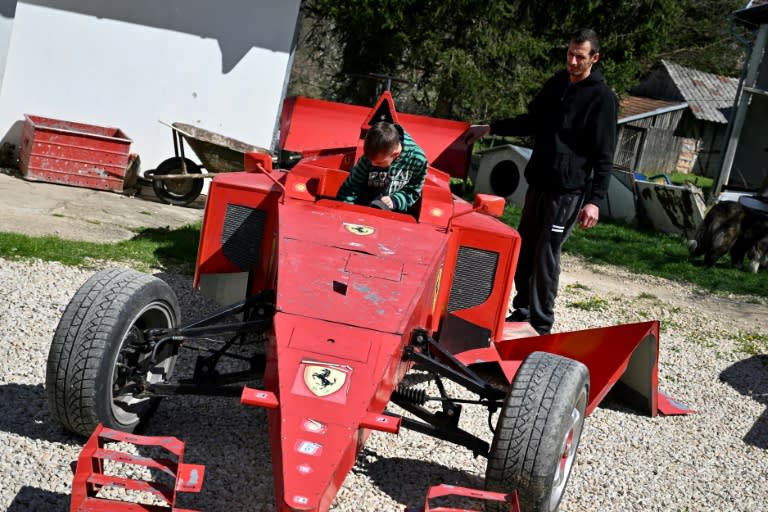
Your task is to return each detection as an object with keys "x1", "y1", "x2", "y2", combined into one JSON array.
[{"x1": 512, "y1": 185, "x2": 584, "y2": 334}]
